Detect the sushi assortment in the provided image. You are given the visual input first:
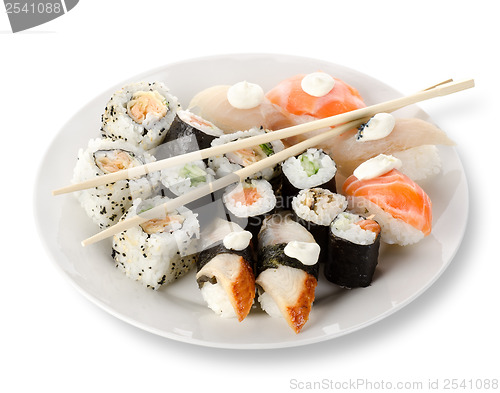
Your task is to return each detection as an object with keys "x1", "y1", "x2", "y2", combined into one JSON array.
[{"x1": 68, "y1": 70, "x2": 455, "y2": 334}]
